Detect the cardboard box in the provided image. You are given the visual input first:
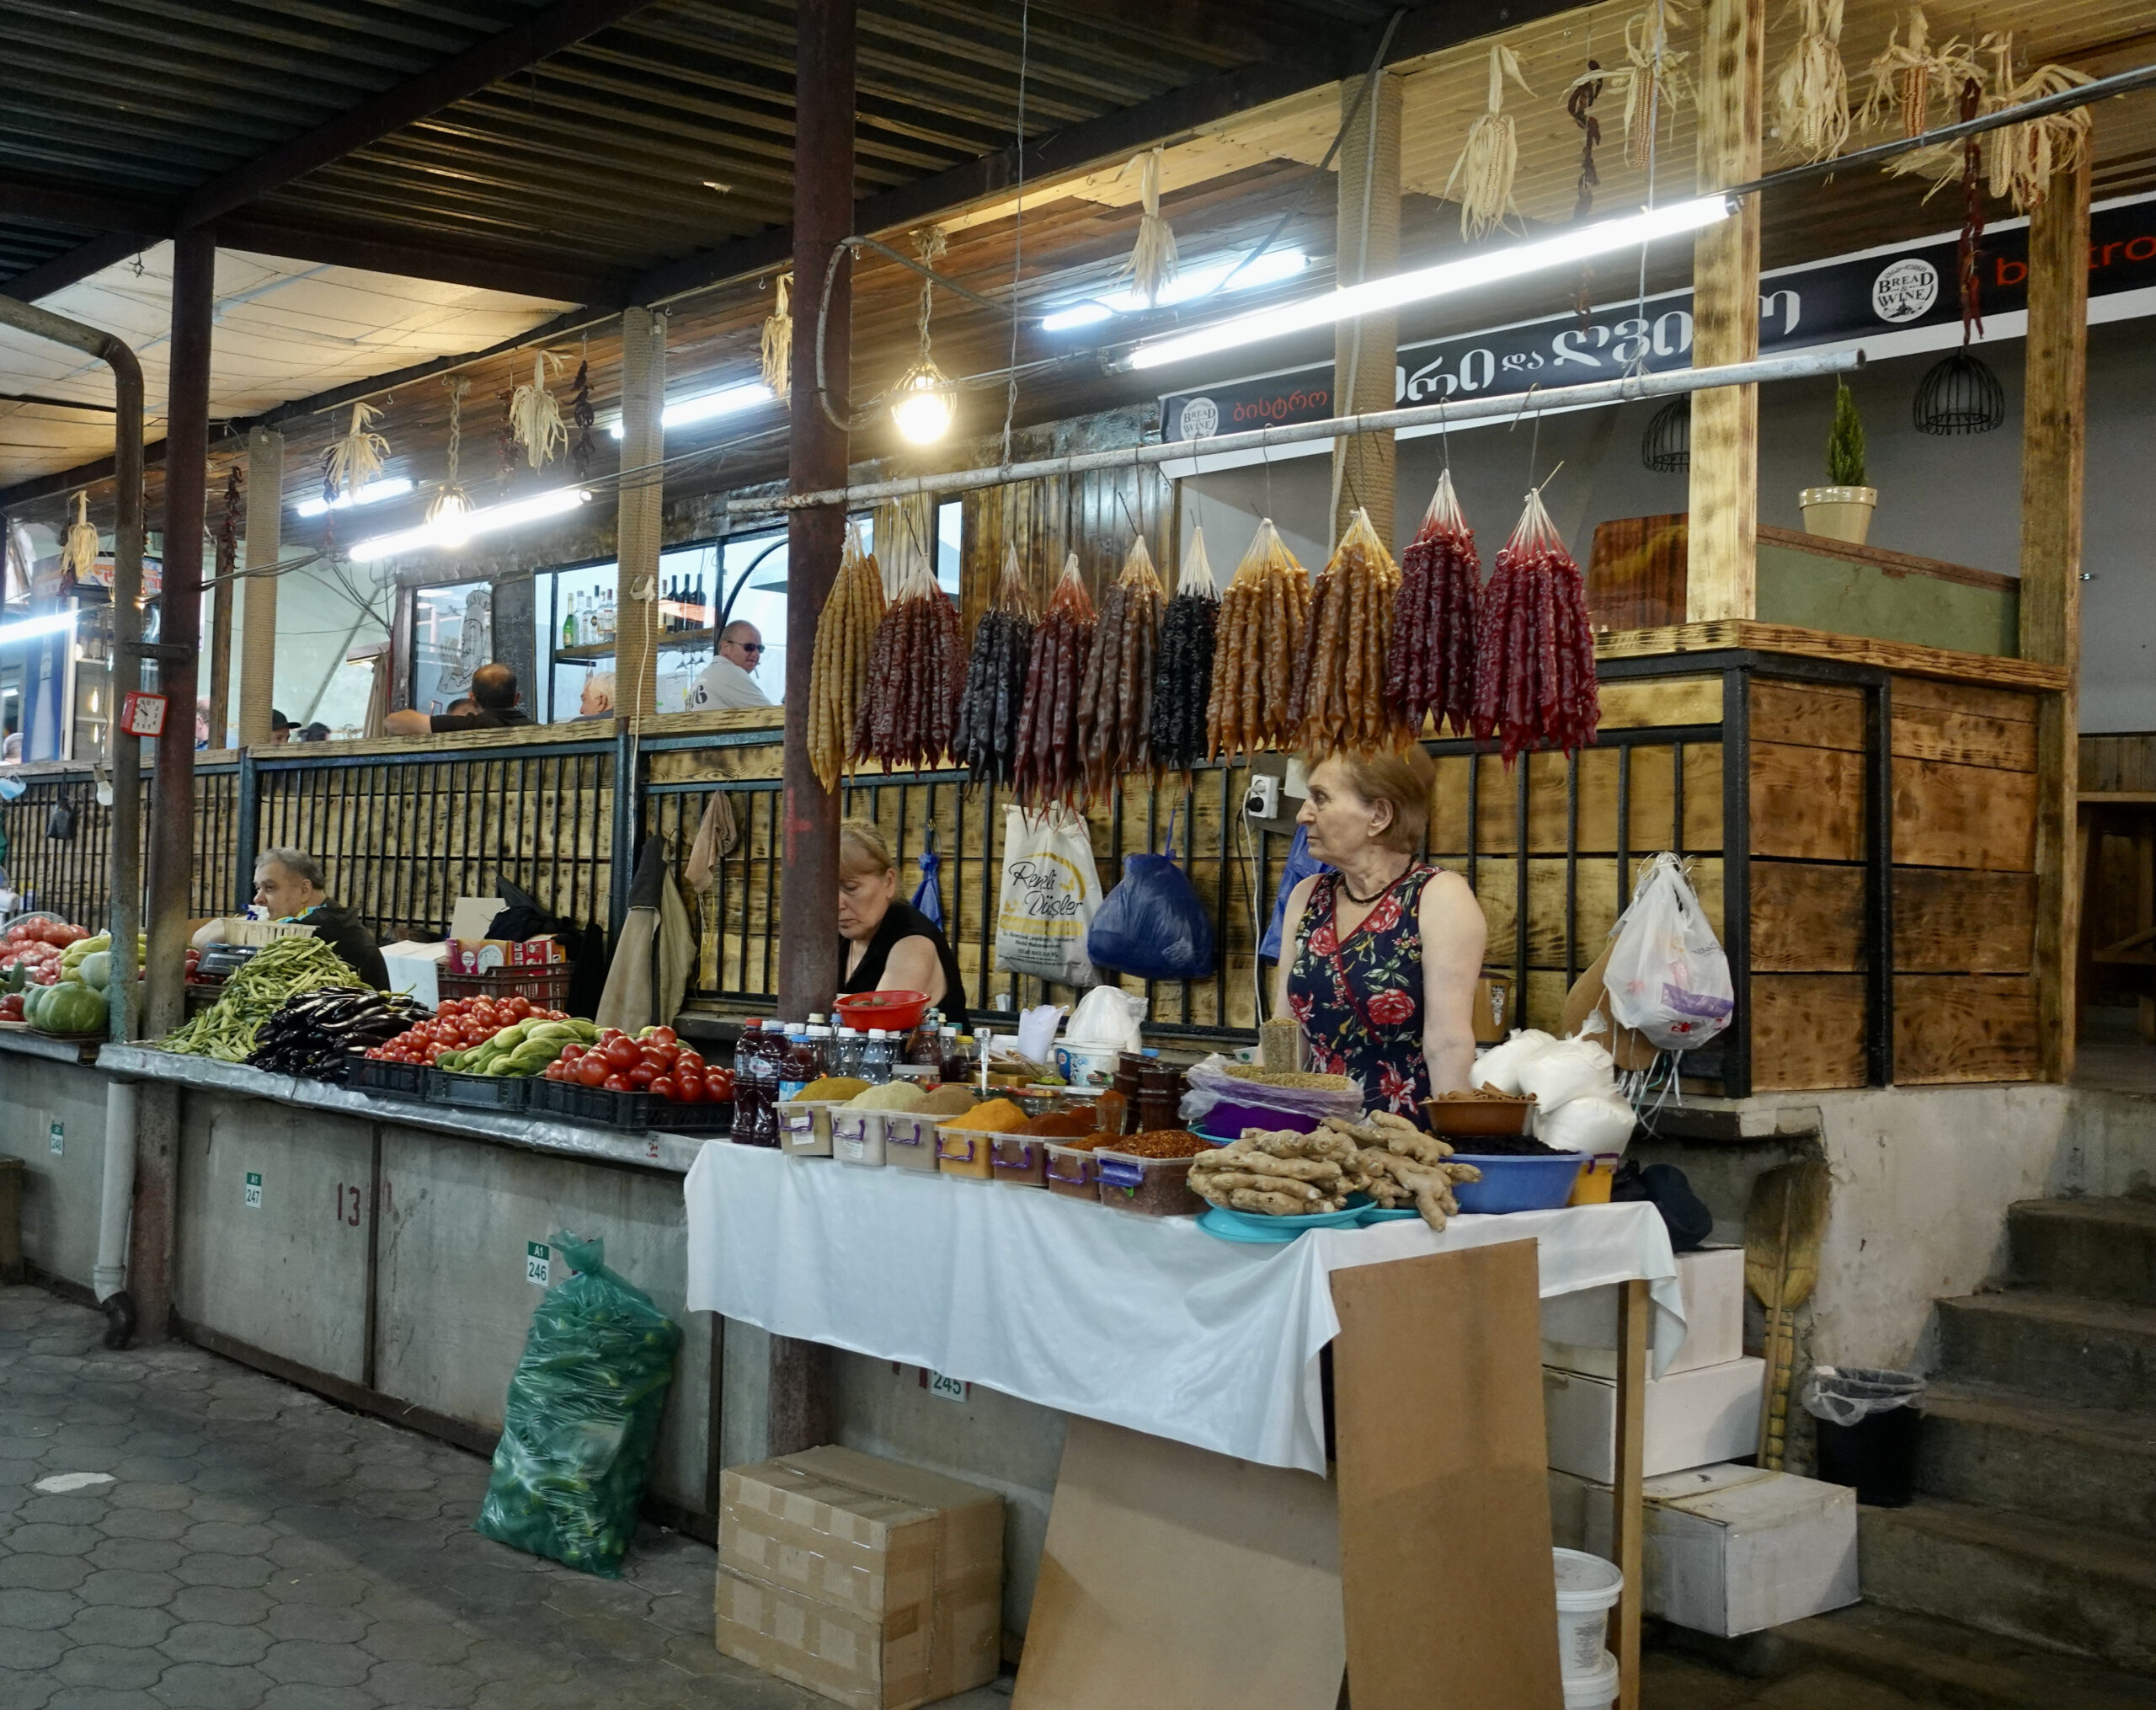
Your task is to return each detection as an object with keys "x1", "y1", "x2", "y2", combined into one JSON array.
[
  {"x1": 1542, "y1": 1246, "x2": 1747, "y2": 1379},
  {"x1": 717, "y1": 1445, "x2": 1002, "y2": 1710},
  {"x1": 1544, "y1": 1356, "x2": 1765, "y2": 1482},
  {"x1": 1547, "y1": 1463, "x2": 1859, "y2": 1636},
  {"x1": 509, "y1": 935, "x2": 564, "y2": 966},
  {"x1": 1471, "y1": 975, "x2": 1514, "y2": 1044}
]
